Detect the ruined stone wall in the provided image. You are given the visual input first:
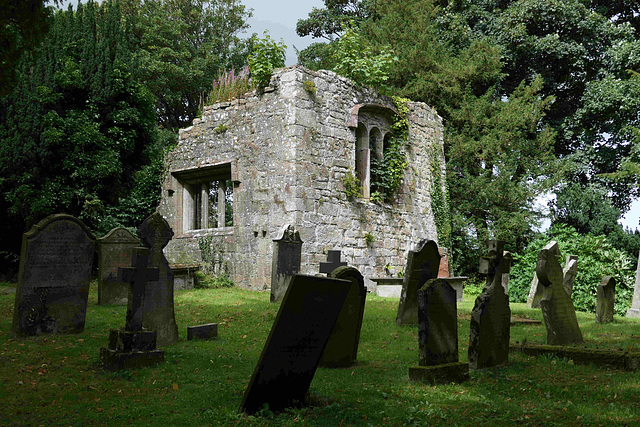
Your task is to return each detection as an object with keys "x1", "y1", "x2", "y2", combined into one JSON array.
[{"x1": 158, "y1": 66, "x2": 445, "y2": 290}]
